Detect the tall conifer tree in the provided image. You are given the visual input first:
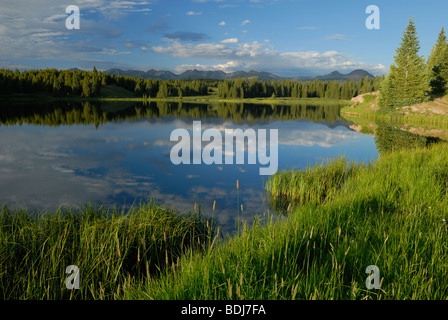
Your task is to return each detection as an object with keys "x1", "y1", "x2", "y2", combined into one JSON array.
[
  {"x1": 379, "y1": 18, "x2": 429, "y2": 110},
  {"x1": 427, "y1": 27, "x2": 448, "y2": 95}
]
